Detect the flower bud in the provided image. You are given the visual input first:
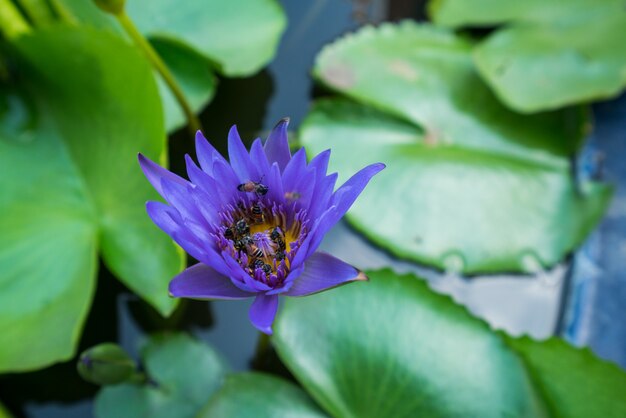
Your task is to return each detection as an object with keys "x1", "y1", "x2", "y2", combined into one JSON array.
[
  {"x1": 77, "y1": 343, "x2": 136, "y2": 385},
  {"x1": 93, "y1": 0, "x2": 125, "y2": 15}
]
